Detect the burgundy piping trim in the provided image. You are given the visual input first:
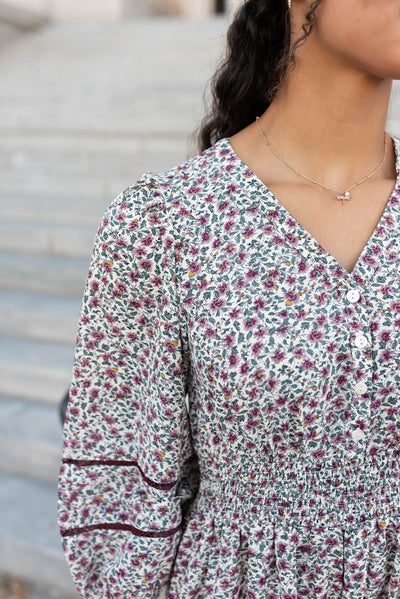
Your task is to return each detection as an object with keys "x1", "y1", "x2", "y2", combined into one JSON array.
[
  {"x1": 62, "y1": 458, "x2": 177, "y2": 490},
  {"x1": 61, "y1": 522, "x2": 181, "y2": 539}
]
